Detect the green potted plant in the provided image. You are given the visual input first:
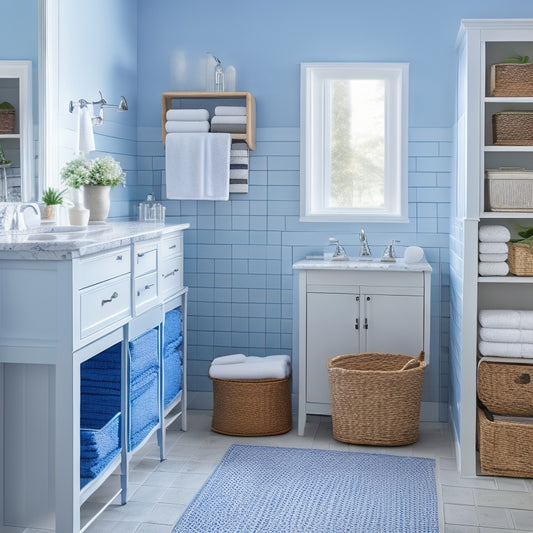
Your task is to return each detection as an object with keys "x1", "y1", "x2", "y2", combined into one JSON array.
[
  {"x1": 61, "y1": 156, "x2": 126, "y2": 221},
  {"x1": 41, "y1": 187, "x2": 67, "y2": 221}
]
